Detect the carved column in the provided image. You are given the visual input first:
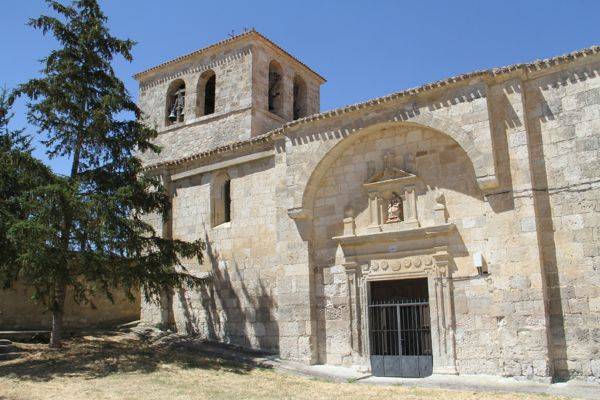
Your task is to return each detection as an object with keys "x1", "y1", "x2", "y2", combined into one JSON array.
[
  {"x1": 367, "y1": 192, "x2": 382, "y2": 232},
  {"x1": 403, "y1": 185, "x2": 419, "y2": 228},
  {"x1": 428, "y1": 252, "x2": 457, "y2": 374},
  {"x1": 344, "y1": 262, "x2": 364, "y2": 364}
]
